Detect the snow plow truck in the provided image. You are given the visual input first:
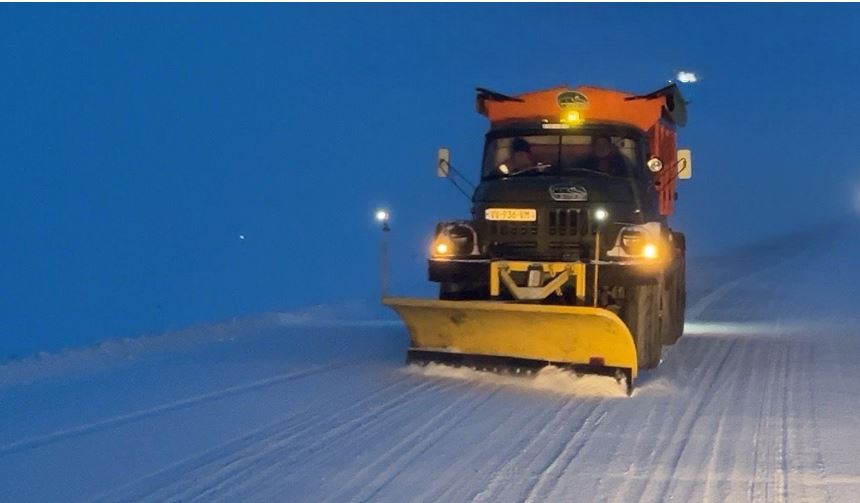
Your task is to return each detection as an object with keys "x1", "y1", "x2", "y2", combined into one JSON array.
[{"x1": 384, "y1": 84, "x2": 692, "y2": 393}]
